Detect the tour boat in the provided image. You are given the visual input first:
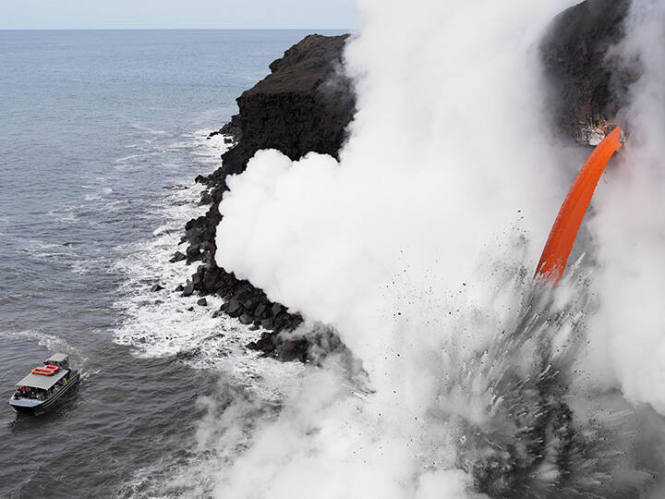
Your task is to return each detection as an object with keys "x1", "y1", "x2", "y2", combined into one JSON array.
[{"x1": 9, "y1": 353, "x2": 80, "y2": 415}]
